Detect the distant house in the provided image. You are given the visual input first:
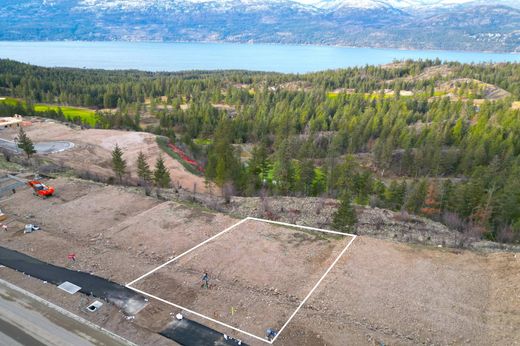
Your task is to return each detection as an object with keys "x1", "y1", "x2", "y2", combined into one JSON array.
[{"x1": 0, "y1": 114, "x2": 23, "y2": 129}]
